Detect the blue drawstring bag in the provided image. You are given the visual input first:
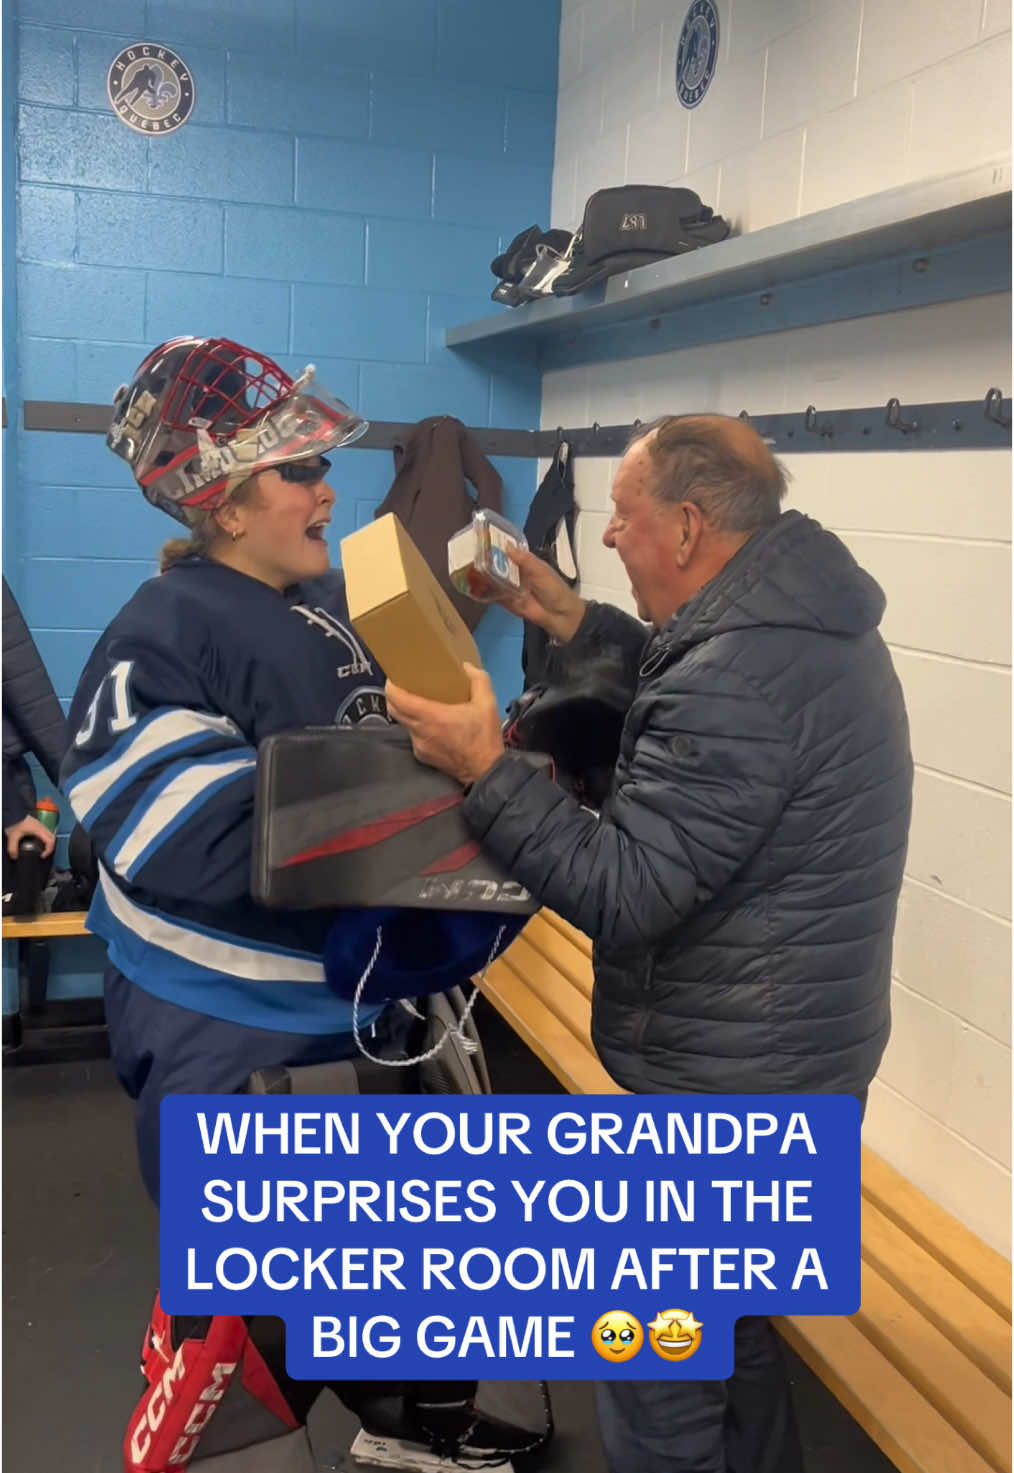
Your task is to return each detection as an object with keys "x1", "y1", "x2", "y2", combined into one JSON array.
[{"x1": 323, "y1": 905, "x2": 526, "y2": 1007}]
